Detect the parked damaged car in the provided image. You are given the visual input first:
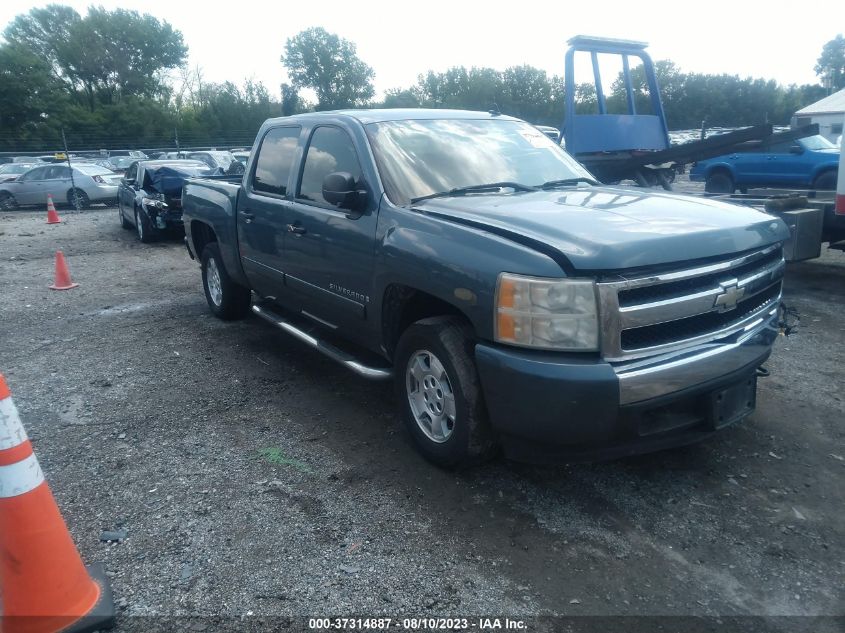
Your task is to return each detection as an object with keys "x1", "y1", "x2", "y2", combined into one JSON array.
[{"x1": 117, "y1": 160, "x2": 213, "y2": 243}]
